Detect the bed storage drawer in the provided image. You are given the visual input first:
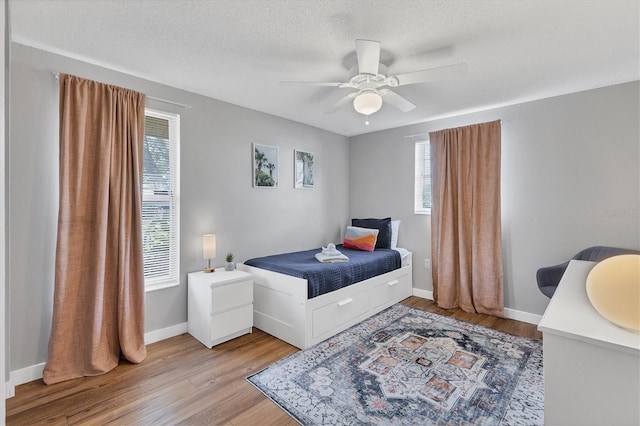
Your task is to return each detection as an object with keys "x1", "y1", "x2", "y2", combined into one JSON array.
[
  {"x1": 371, "y1": 271, "x2": 412, "y2": 309},
  {"x1": 312, "y1": 291, "x2": 369, "y2": 338}
]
